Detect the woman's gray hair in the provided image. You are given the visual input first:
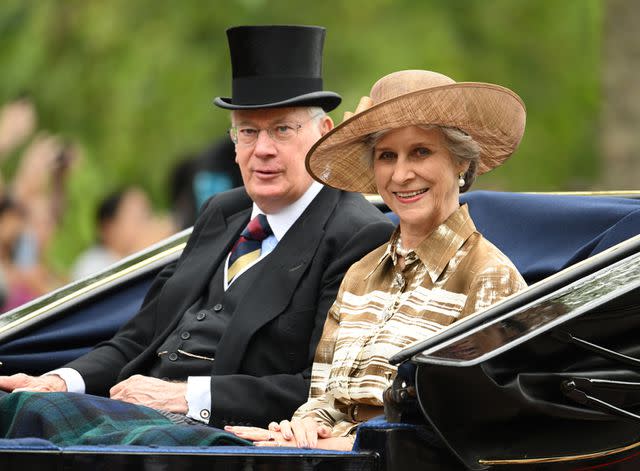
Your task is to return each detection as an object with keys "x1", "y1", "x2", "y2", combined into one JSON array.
[{"x1": 364, "y1": 125, "x2": 480, "y2": 193}]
